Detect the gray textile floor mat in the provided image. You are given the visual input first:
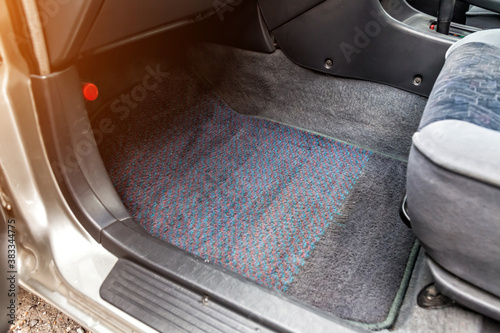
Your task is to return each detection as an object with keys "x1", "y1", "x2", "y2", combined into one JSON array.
[
  {"x1": 286, "y1": 153, "x2": 417, "y2": 327},
  {"x1": 95, "y1": 67, "x2": 418, "y2": 327},
  {"x1": 188, "y1": 43, "x2": 427, "y2": 161},
  {"x1": 96, "y1": 45, "x2": 423, "y2": 327}
]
